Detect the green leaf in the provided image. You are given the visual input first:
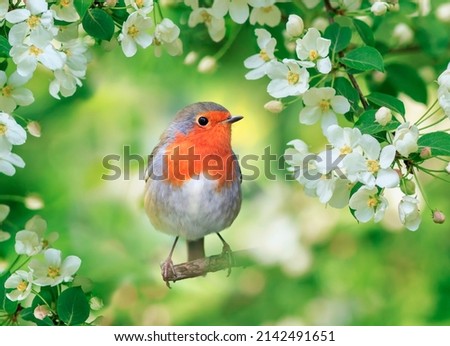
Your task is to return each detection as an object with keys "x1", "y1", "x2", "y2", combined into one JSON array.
[
  {"x1": 324, "y1": 23, "x2": 352, "y2": 53},
  {"x1": 334, "y1": 77, "x2": 359, "y2": 113},
  {"x1": 82, "y1": 8, "x2": 115, "y2": 41},
  {"x1": 0, "y1": 36, "x2": 11, "y2": 58},
  {"x1": 0, "y1": 275, "x2": 18, "y2": 315},
  {"x1": 416, "y1": 16, "x2": 450, "y2": 57},
  {"x1": 74, "y1": 0, "x2": 92, "y2": 18},
  {"x1": 385, "y1": 63, "x2": 428, "y2": 104},
  {"x1": 367, "y1": 92, "x2": 405, "y2": 116},
  {"x1": 340, "y1": 46, "x2": 384, "y2": 72},
  {"x1": 57, "y1": 287, "x2": 90, "y2": 325},
  {"x1": 418, "y1": 132, "x2": 450, "y2": 157},
  {"x1": 354, "y1": 109, "x2": 401, "y2": 135},
  {"x1": 352, "y1": 19, "x2": 375, "y2": 46}
]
